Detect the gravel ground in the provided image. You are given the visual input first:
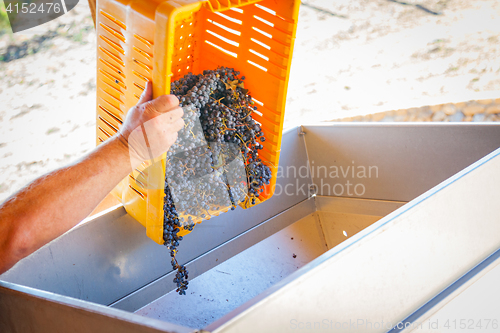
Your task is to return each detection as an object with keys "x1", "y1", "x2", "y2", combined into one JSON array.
[{"x1": 0, "y1": 0, "x2": 499, "y2": 203}]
